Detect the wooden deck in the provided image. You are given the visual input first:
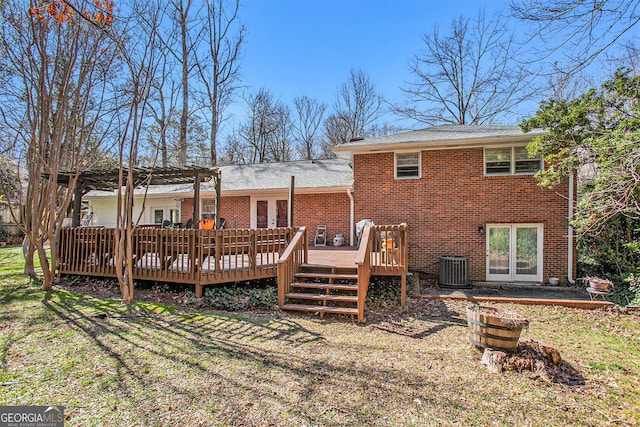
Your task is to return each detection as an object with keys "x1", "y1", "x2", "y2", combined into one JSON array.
[
  {"x1": 57, "y1": 226, "x2": 295, "y2": 297},
  {"x1": 278, "y1": 224, "x2": 409, "y2": 322},
  {"x1": 307, "y1": 247, "x2": 358, "y2": 268},
  {"x1": 57, "y1": 223, "x2": 410, "y2": 322}
]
